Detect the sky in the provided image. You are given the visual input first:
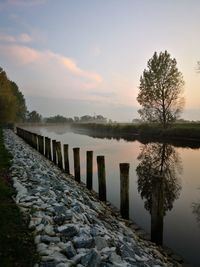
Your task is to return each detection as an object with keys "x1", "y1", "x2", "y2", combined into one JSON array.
[{"x1": 0, "y1": 0, "x2": 200, "y2": 121}]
